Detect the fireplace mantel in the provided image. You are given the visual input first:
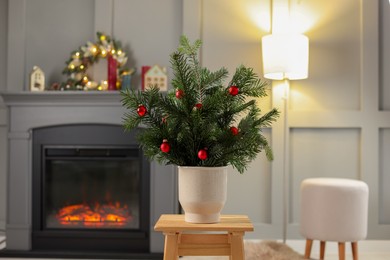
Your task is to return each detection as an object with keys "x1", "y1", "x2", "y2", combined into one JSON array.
[
  {"x1": 1, "y1": 91, "x2": 122, "y2": 106},
  {"x1": 1, "y1": 91, "x2": 127, "y2": 132},
  {"x1": 0, "y1": 91, "x2": 177, "y2": 254}
]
